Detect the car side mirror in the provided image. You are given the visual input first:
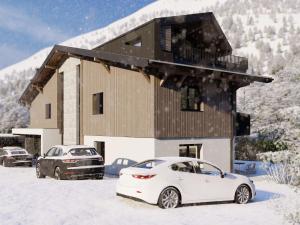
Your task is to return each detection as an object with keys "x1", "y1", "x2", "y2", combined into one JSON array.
[
  {"x1": 43, "y1": 153, "x2": 46, "y2": 158},
  {"x1": 221, "y1": 172, "x2": 225, "y2": 178}
]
